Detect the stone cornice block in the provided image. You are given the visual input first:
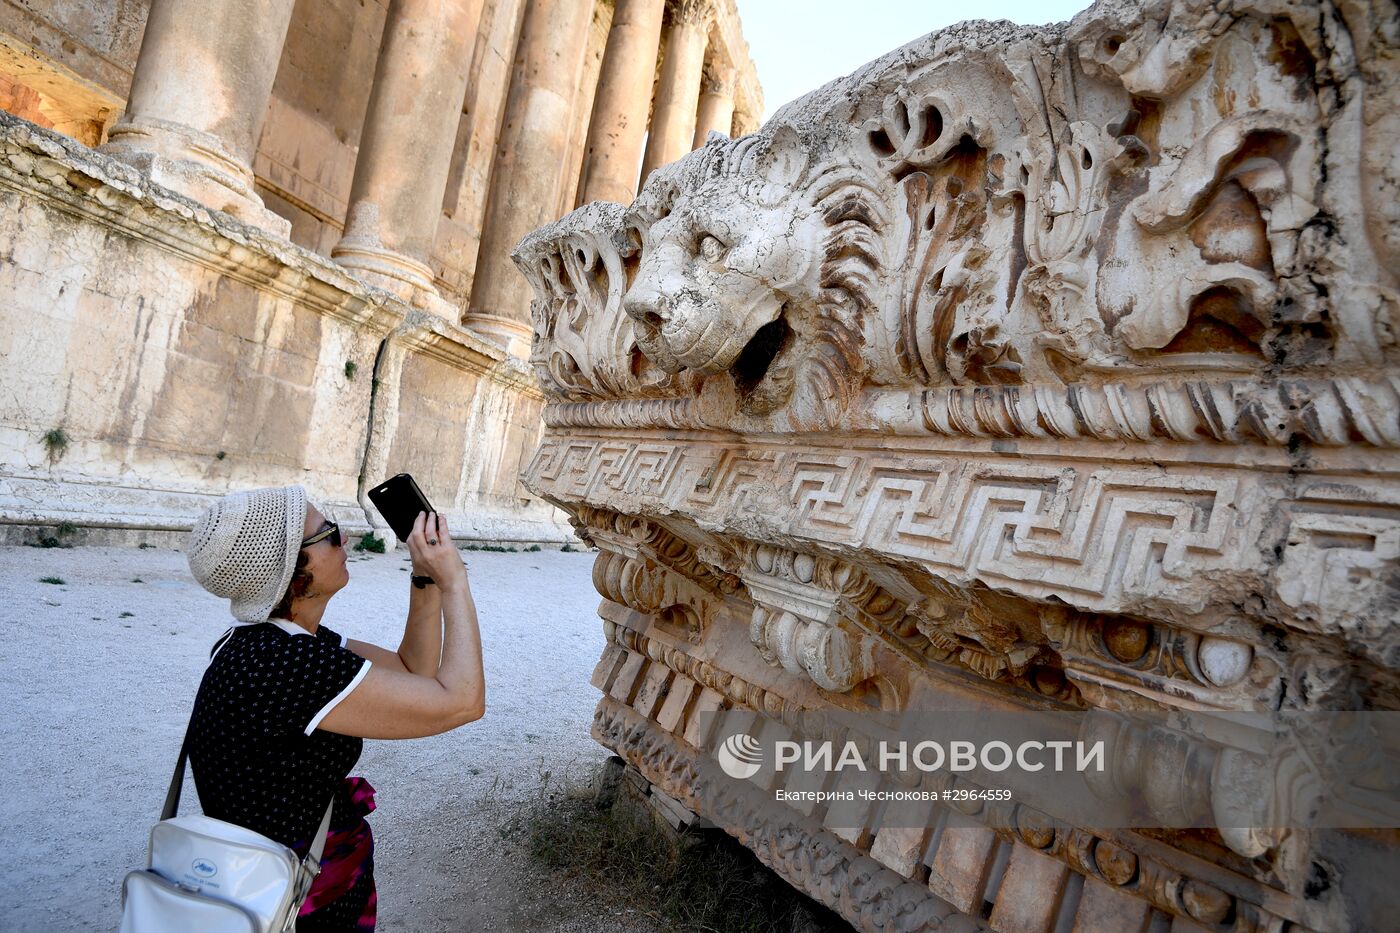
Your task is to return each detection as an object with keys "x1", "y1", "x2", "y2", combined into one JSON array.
[
  {"x1": 516, "y1": 1, "x2": 1400, "y2": 928},
  {"x1": 0, "y1": 111, "x2": 404, "y2": 335}
]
